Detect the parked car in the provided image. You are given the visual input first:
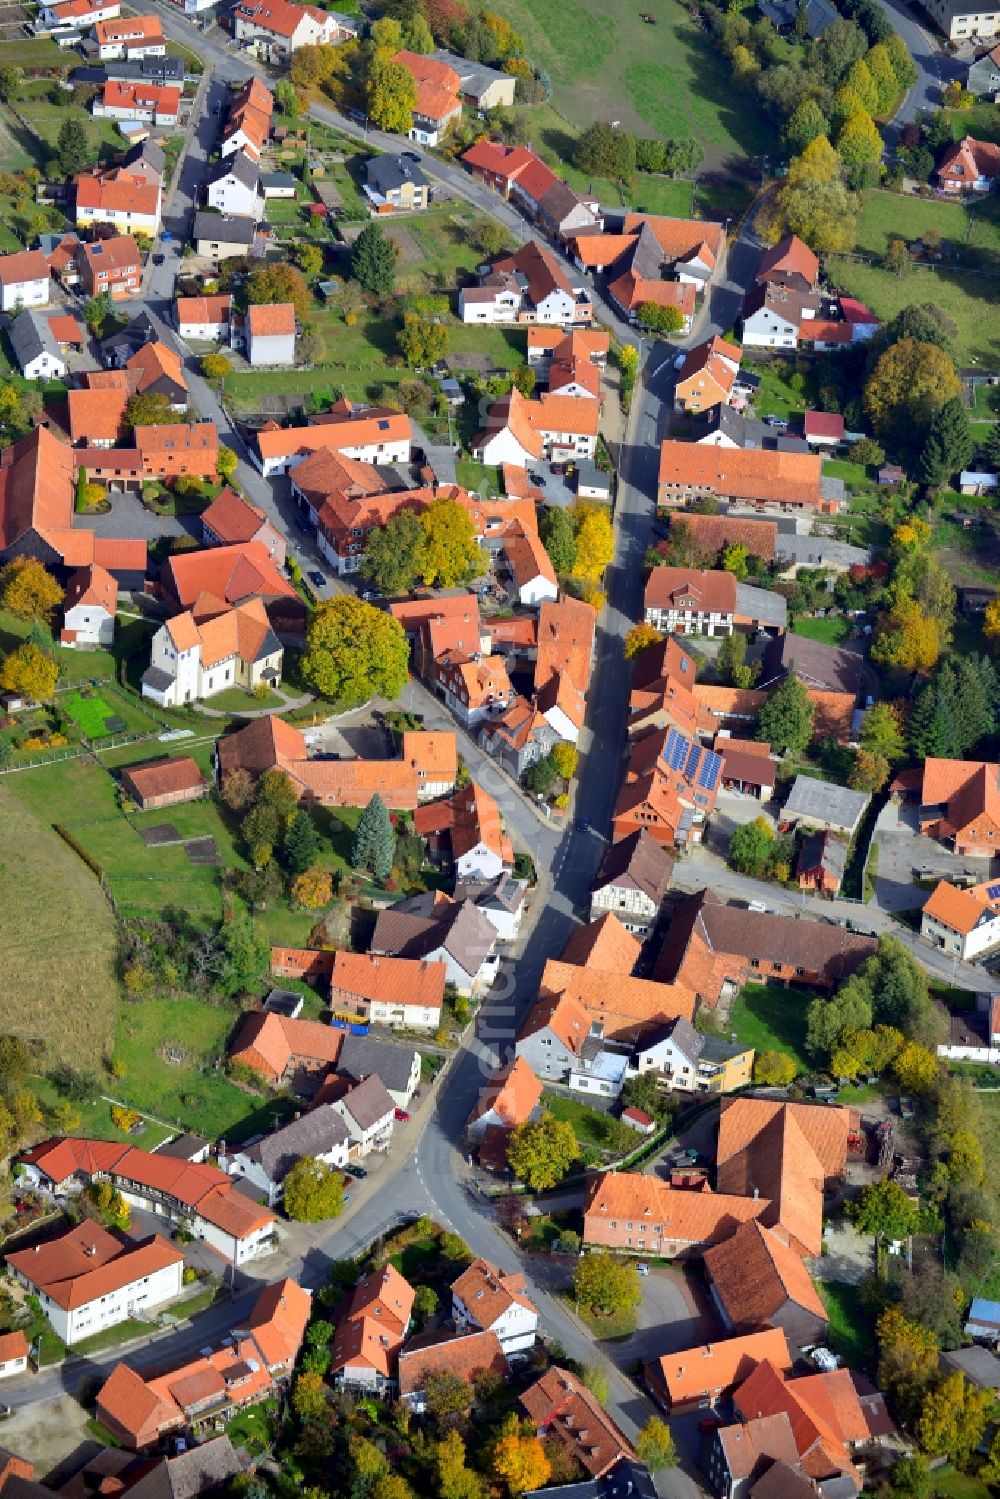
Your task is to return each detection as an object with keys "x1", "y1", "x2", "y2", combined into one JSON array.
[
  {"x1": 152, "y1": 253, "x2": 165, "y2": 265},
  {"x1": 636, "y1": 1262, "x2": 650, "y2": 1276},
  {"x1": 763, "y1": 415, "x2": 788, "y2": 429},
  {"x1": 295, "y1": 517, "x2": 310, "y2": 535},
  {"x1": 394, "y1": 1108, "x2": 410, "y2": 1123},
  {"x1": 346, "y1": 1164, "x2": 368, "y2": 1180},
  {"x1": 307, "y1": 570, "x2": 325, "y2": 588}
]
